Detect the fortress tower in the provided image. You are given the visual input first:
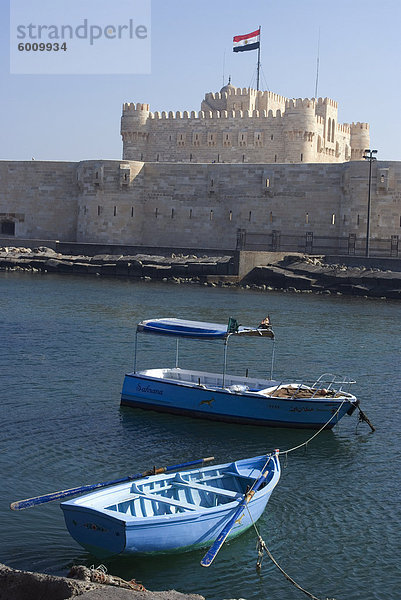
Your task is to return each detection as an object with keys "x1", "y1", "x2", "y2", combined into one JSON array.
[{"x1": 121, "y1": 84, "x2": 369, "y2": 164}]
